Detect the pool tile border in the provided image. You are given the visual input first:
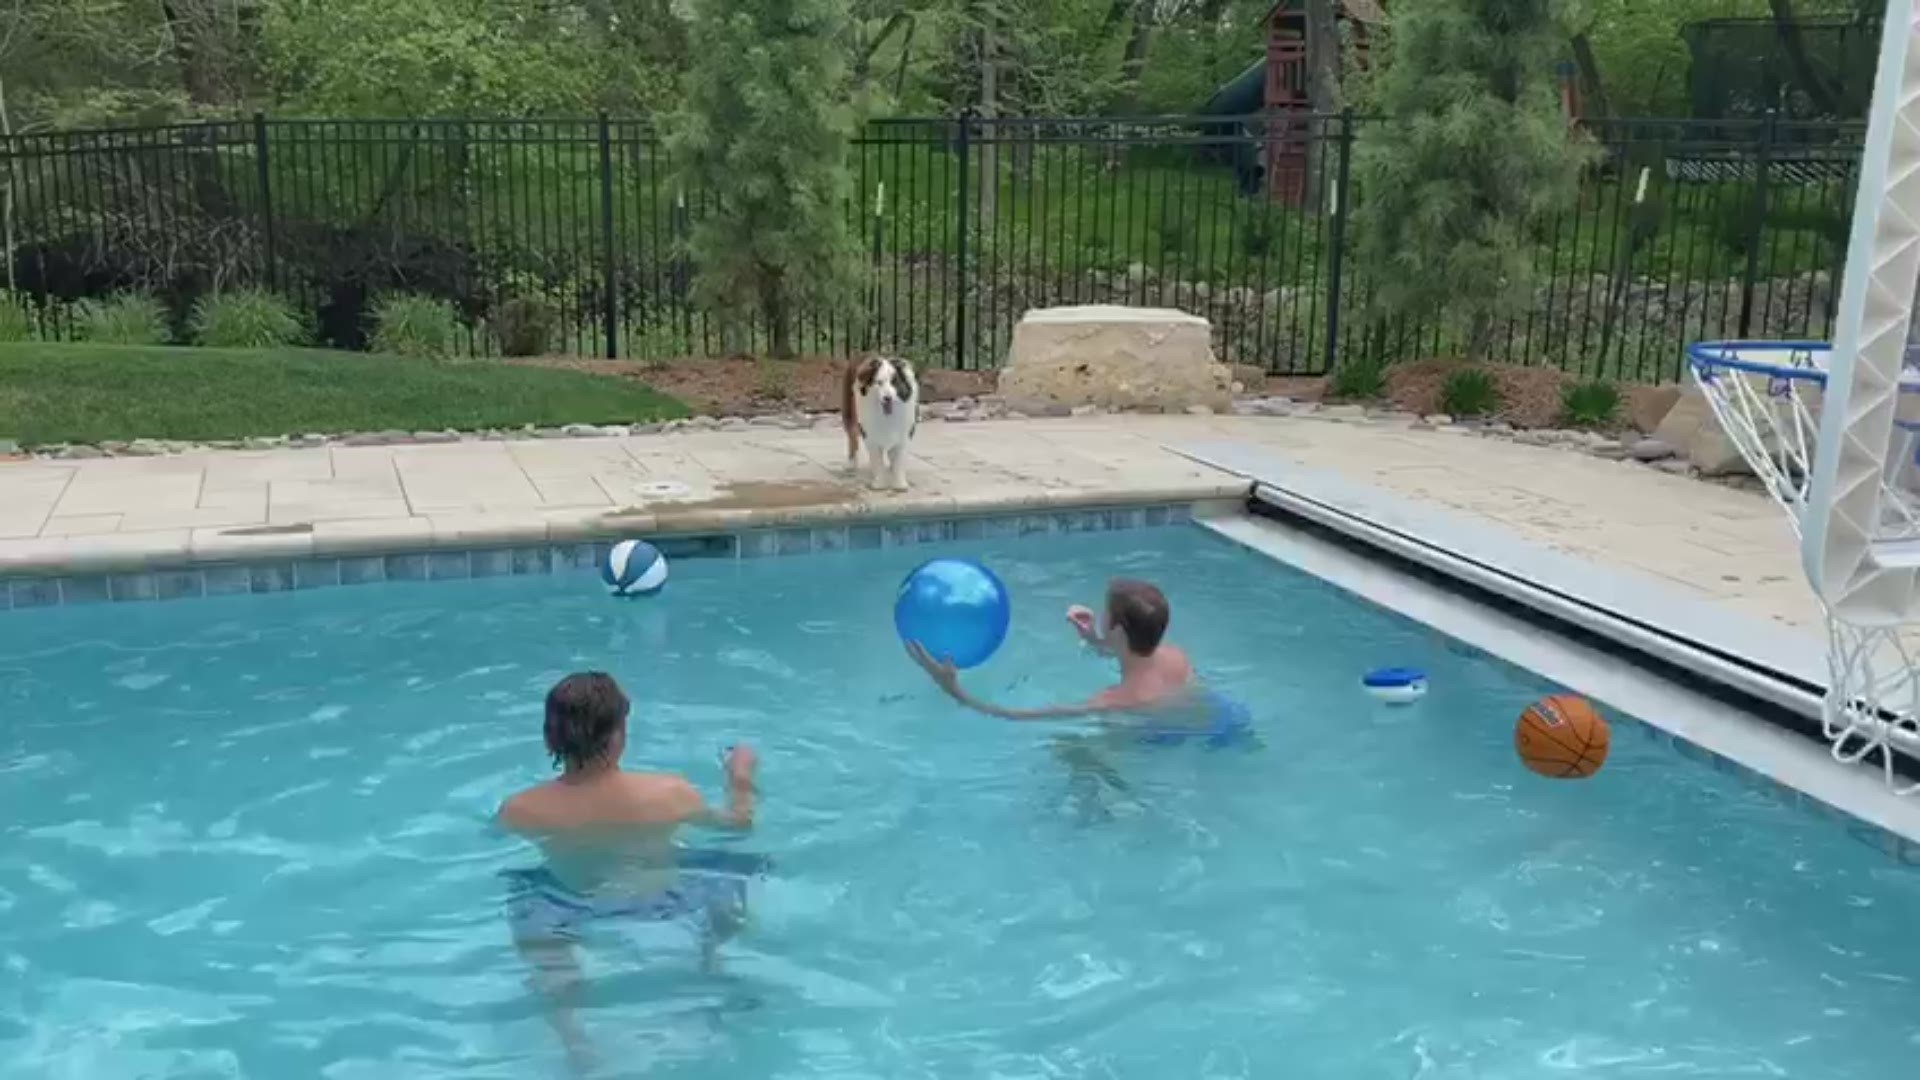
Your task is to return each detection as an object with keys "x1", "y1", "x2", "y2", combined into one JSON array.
[{"x1": 0, "y1": 503, "x2": 1194, "y2": 613}]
